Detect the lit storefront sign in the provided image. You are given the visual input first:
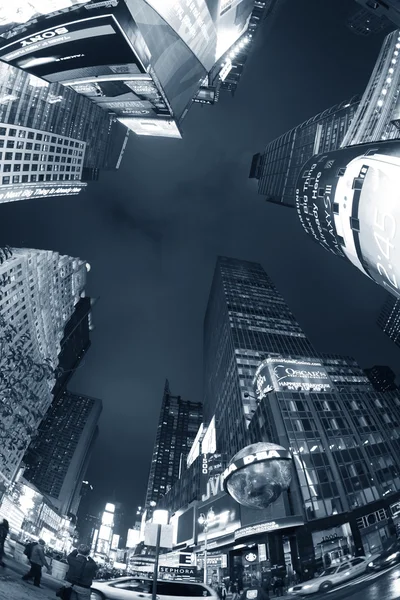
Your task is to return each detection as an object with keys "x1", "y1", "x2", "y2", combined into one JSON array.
[
  {"x1": 111, "y1": 534, "x2": 120, "y2": 550},
  {"x1": 254, "y1": 358, "x2": 332, "y2": 397},
  {"x1": 0, "y1": 183, "x2": 85, "y2": 203},
  {"x1": 258, "y1": 544, "x2": 267, "y2": 562},
  {"x1": 356, "y1": 508, "x2": 388, "y2": 530},
  {"x1": 234, "y1": 517, "x2": 304, "y2": 540},
  {"x1": 196, "y1": 554, "x2": 227, "y2": 568},
  {"x1": 118, "y1": 117, "x2": 182, "y2": 139},
  {"x1": 390, "y1": 501, "x2": 400, "y2": 518}
]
